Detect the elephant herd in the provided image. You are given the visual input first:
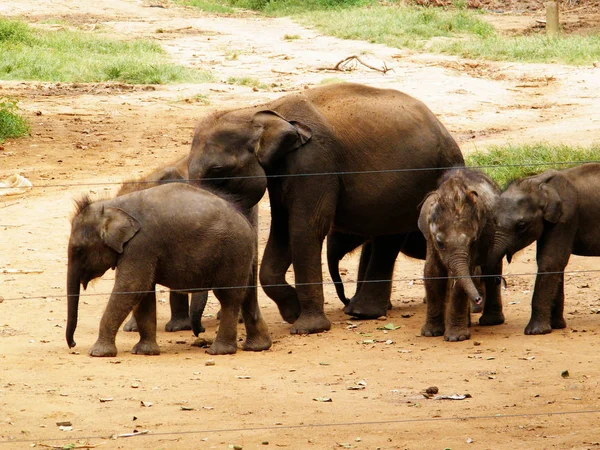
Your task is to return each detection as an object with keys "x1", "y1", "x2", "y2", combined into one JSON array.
[{"x1": 65, "y1": 82, "x2": 600, "y2": 357}]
